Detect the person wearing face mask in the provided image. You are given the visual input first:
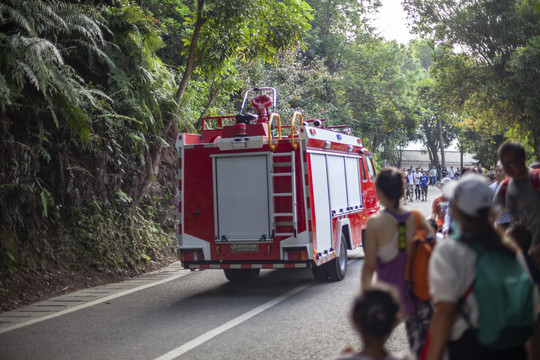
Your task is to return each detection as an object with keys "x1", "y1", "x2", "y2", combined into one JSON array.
[{"x1": 424, "y1": 174, "x2": 540, "y2": 360}]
